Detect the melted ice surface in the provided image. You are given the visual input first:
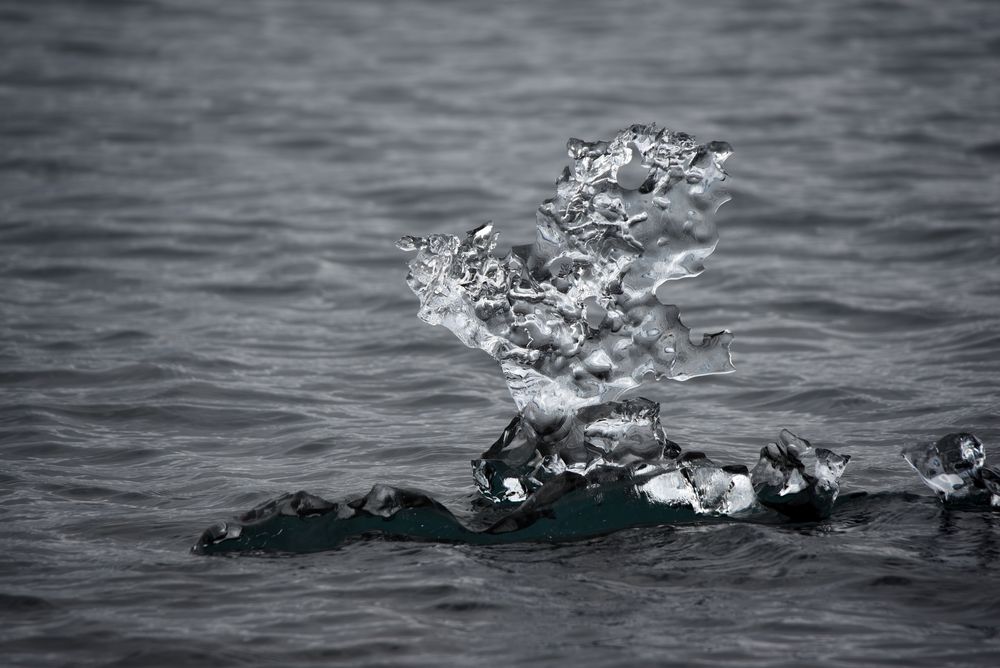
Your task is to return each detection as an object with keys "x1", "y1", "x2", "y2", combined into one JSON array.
[
  {"x1": 397, "y1": 124, "x2": 852, "y2": 521},
  {"x1": 902, "y1": 433, "x2": 999, "y2": 504},
  {"x1": 398, "y1": 124, "x2": 734, "y2": 419}
]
